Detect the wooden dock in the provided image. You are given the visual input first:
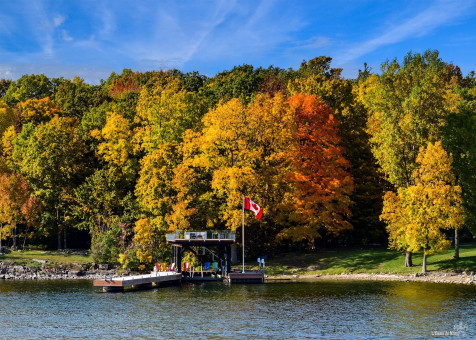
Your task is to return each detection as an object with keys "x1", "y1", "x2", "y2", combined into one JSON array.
[
  {"x1": 227, "y1": 272, "x2": 265, "y2": 284},
  {"x1": 93, "y1": 272, "x2": 181, "y2": 292}
]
